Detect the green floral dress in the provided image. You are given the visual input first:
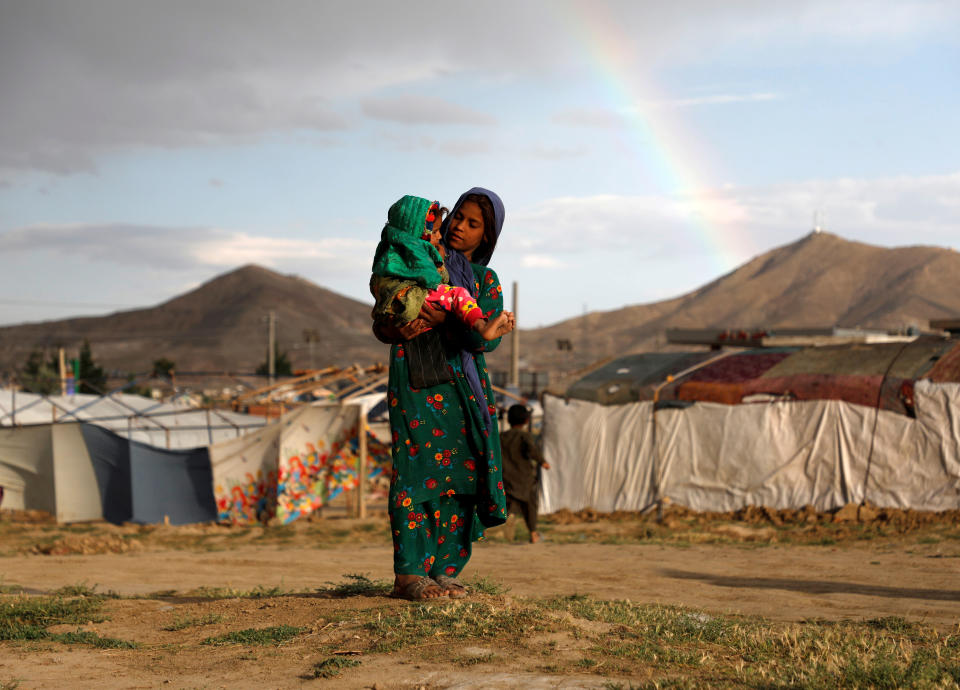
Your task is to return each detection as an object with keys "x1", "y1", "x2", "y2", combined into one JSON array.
[{"x1": 387, "y1": 263, "x2": 508, "y2": 576}]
